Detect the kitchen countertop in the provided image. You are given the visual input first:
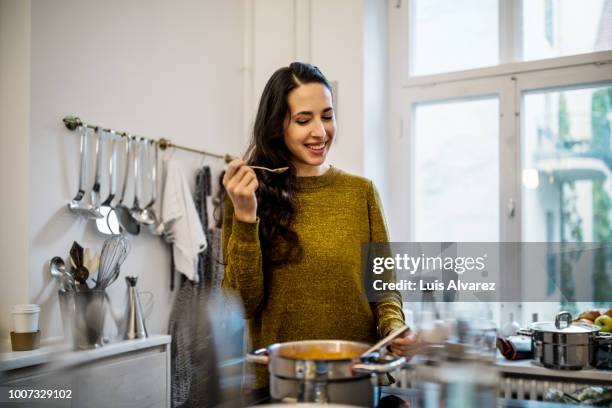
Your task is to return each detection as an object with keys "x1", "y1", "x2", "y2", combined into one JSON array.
[
  {"x1": 495, "y1": 358, "x2": 612, "y2": 382},
  {"x1": 401, "y1": 355, "x2": 612, "y2": 382},
  {"x1": 0, "y1": 334, "x2": 171, "y2": 372}
]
